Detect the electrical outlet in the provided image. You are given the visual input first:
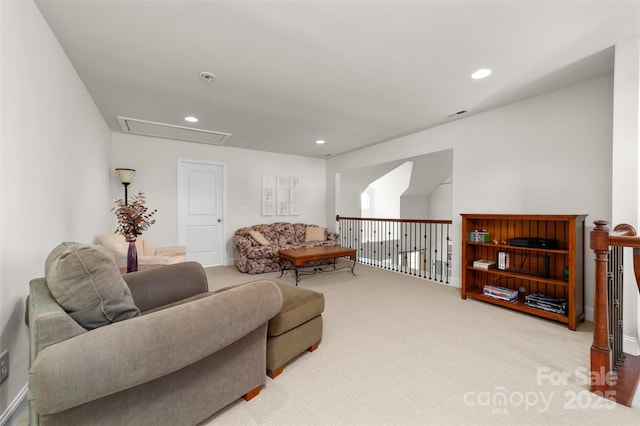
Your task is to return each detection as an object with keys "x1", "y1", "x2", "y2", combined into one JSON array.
[{"x1": 0, "y1": 350, "x2": 8, "y2": 384}]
